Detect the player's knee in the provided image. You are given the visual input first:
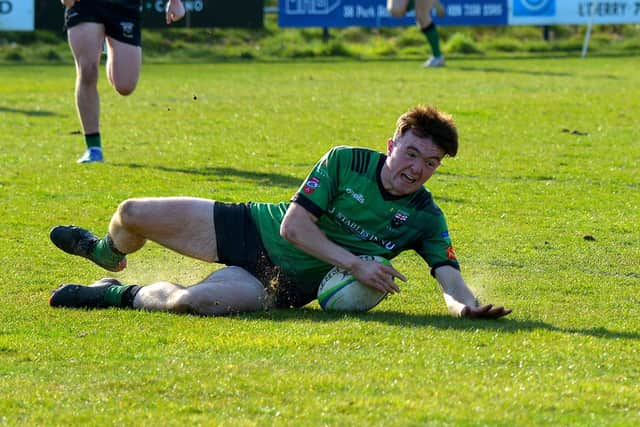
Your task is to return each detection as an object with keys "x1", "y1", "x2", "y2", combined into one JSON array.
[
  {"x1": 116, "y1": 198, "x2": 145, "y2": 227},
  {"x1": 167, "y1": 289, "x2": 194, "y2": 314},
  {"x1": 113, "y1": 81, "x2": 137, "y2": 96},
  {"x1": 387, "y1": 6, "x2": 406, "y2": 17},
  {"x1": 77, "y1": 62, "x2": 99, "y2": 86},
  {"x1": 418, "y1": 16, "x2": 434, "y2": 29}
]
